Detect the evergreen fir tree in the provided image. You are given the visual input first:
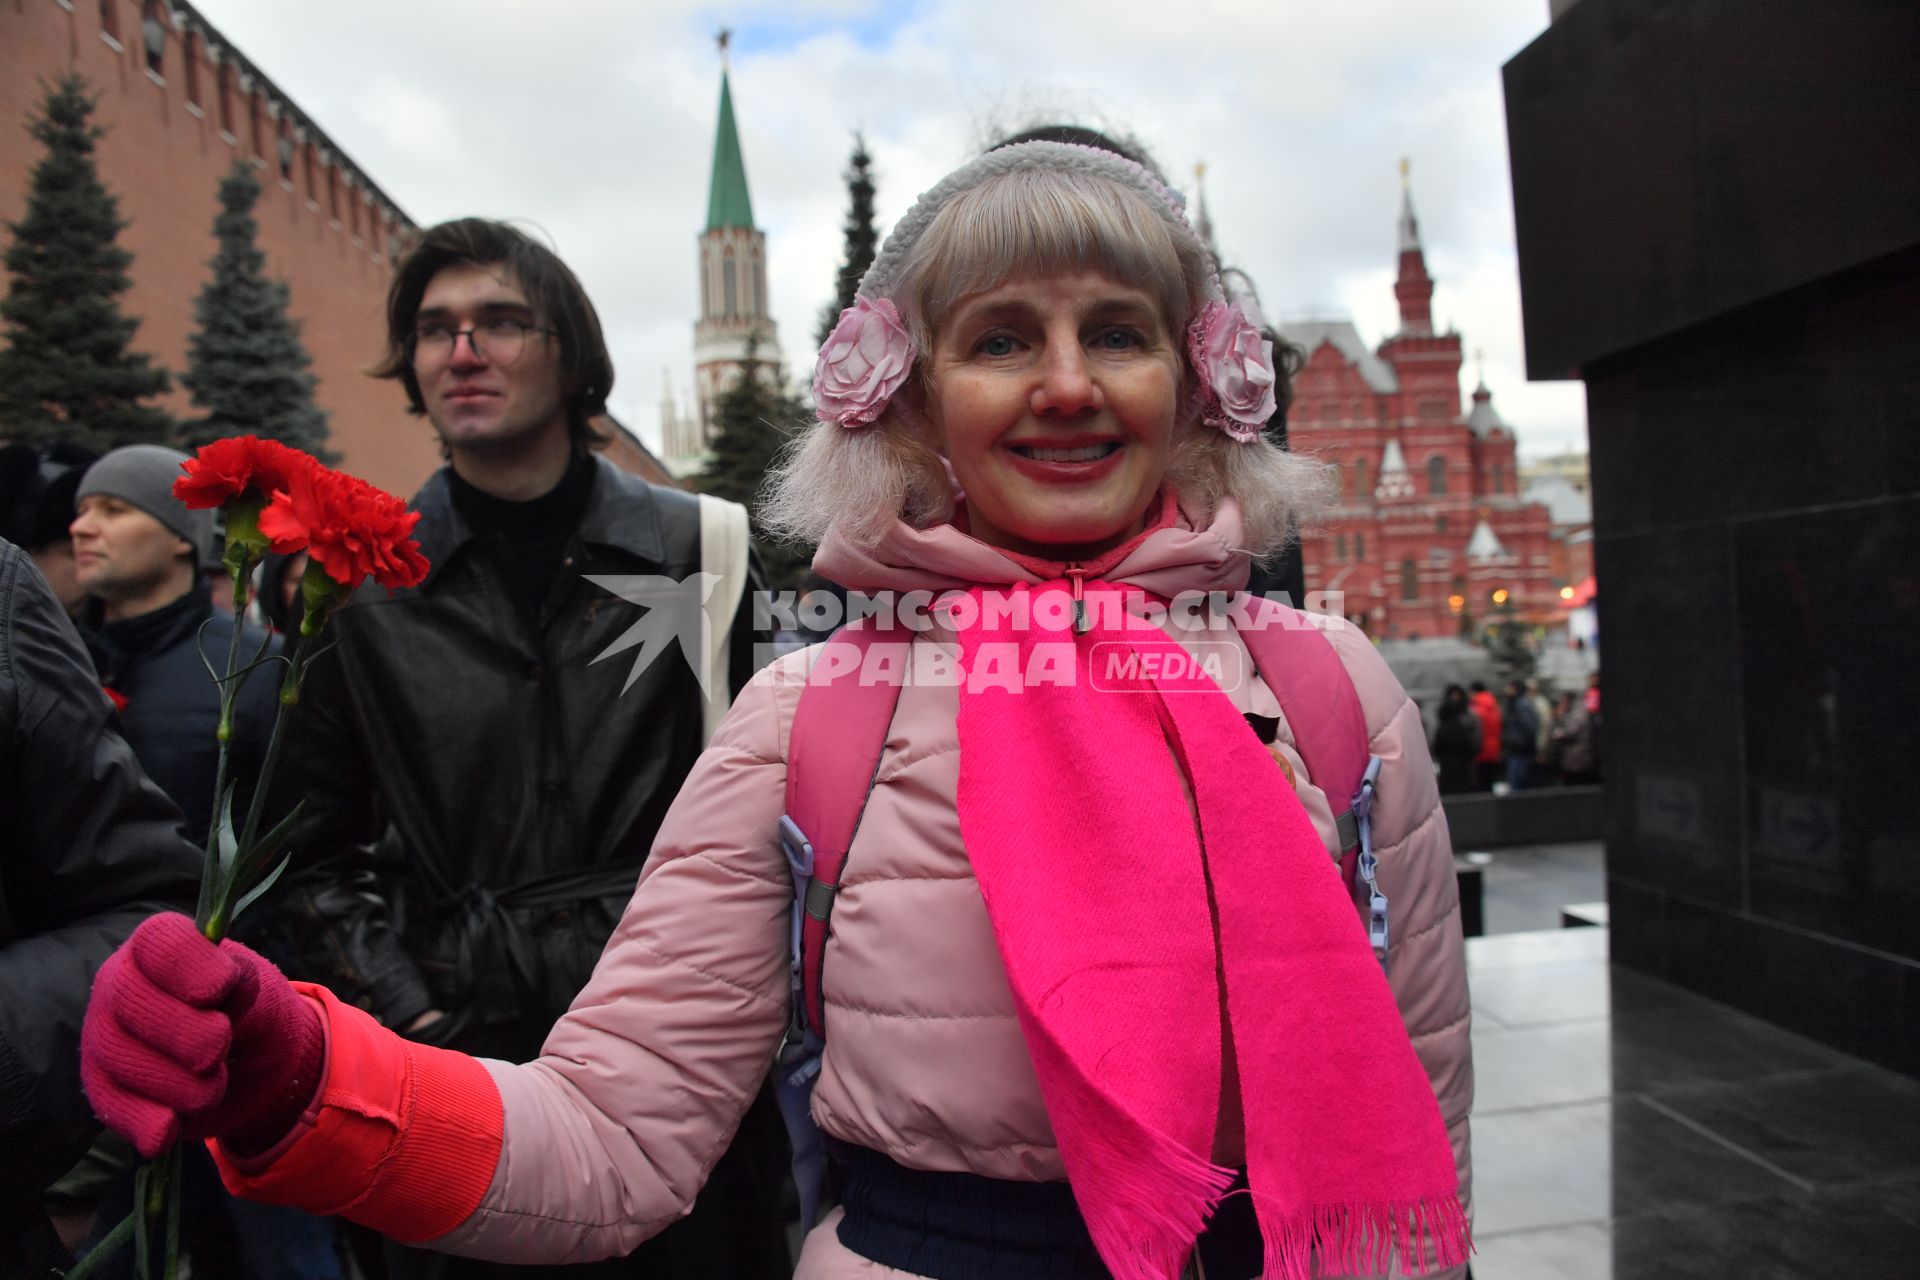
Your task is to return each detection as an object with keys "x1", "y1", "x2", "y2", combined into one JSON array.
[
  {"x1": 814, "y1": 133, "x2": 879, "y2": 345},
  {"x1": 181, "y1": 163, "x2": 334, "y2": 459},
  {"x1": 1484, "y1": 597, "x2": 1537, "y2": 684},
  {"x1": 0, "y1": 75, "x2": 173, "y2": 451},
  {"x1": 696, "y1": 344, "x2": 811, "y2": 589}
]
